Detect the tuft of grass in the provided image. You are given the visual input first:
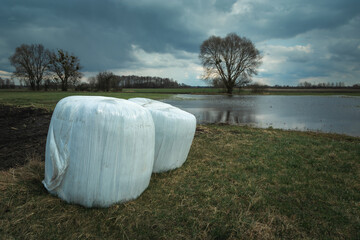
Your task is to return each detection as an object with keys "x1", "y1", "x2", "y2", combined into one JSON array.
[{"x1": 1, "y1": 125, "x2": 359, "y2": 239}]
